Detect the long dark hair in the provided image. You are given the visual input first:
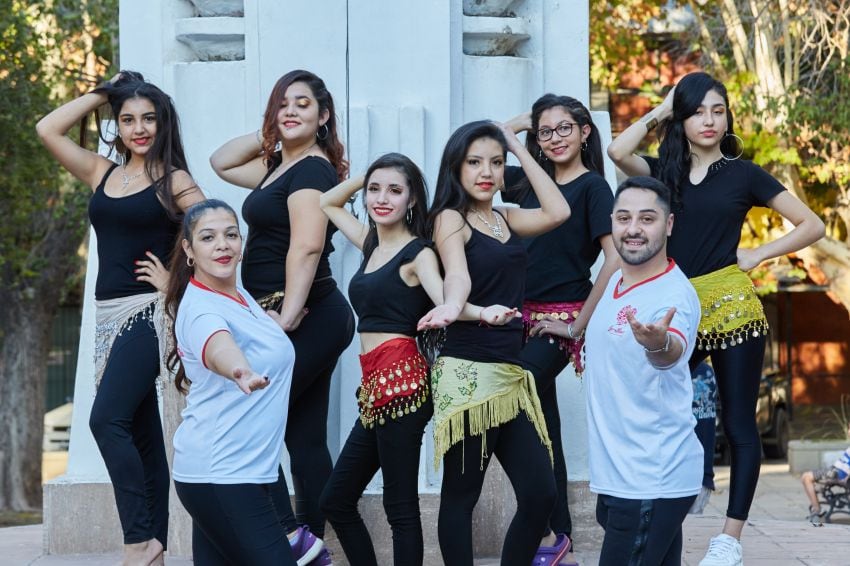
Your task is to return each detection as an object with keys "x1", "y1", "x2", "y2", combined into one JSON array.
[
  {"x1": 260, "y1": 69, "x2": 349, "y2": 182},
  {"x1": 361, "y1": 153, "x2": 430, "y2": 260},
  {"x1": 426, "y1": 121, "x2": 508, "y2": 238},
  {"x1": 165, "y1": 199, "x2": 240, "y2": 394},
  {"x1": 657, "y1": 72, "x2": 741, "y2": 204},
  {"x1": 512, "y1": 94, "x2": 604, "y2": 201},
  {"x1": 84, "y1": 70, "x2": 193, "y2": 220}
]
